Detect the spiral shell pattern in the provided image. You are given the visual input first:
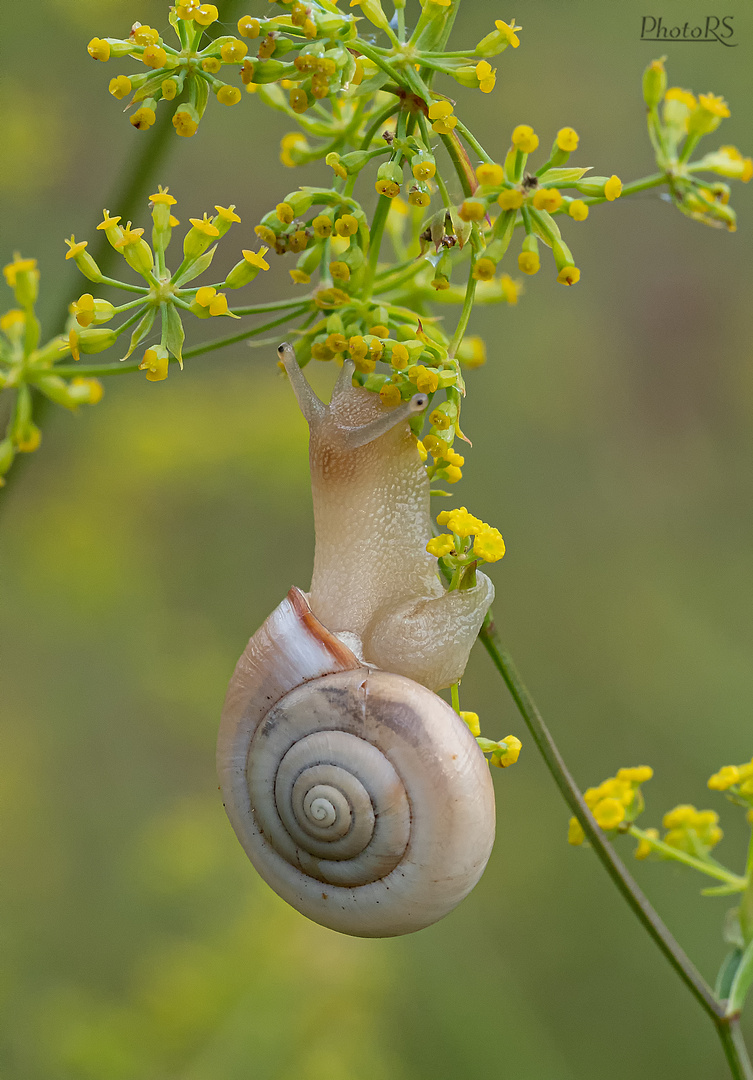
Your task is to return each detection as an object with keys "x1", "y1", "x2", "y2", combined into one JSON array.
[{"x1": 218, "y1": 589, "x2": 496, "y2": 937}]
